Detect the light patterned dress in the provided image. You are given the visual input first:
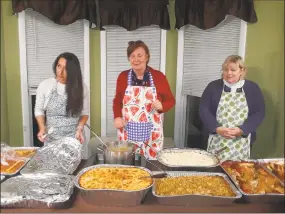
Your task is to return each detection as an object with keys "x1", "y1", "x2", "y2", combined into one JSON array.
[{"x1": 207, "y1": 87, "x2": 251, "y2": 161}]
